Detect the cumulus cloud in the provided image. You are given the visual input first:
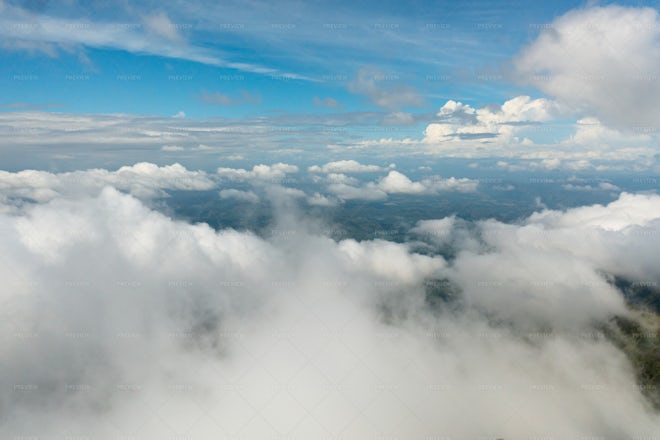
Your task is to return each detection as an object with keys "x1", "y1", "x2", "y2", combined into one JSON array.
[
  {"x1": 379, "y1": 170, "x2": 478, "y2": 194},
  {"x1": 216, "y1": 163, "x2": 298, "y2": 182},
  {"x1": 425, "y1": 176, "x2": 480, "y2": 192},
  {"x1": 377, "y1": 170, "x2": 426, "y2": 193},
  {"x1": 325, "y1": 170, "x2": 478, "y2": 201},
  {"x1": 410, "y1": 216, "x2": 457, "y2": 246},
  {"x1": 324, "y1": 172, "x2": 359, "y2": 185},
  {"x1": 306, "y1": 192, "x2": 337, "y2": 207},
  {"x1": 476, "y1": 95, "x2": 563, "y2": 125},
  {"x1": 326, "y1": 181, "x2": 388, "y2": 201},
  {"x1": 514, "y1": 5, "x2": 660, "y2": 130},
  {"x1": 528, "y1": 192, "x2": 660, "y2": 232},
  {"x1": 0, "y1": 179, "x2": 658, "y2": 438},
  {"x1": 425, "y1": 95, "x2": 562, "y2": 144},
  {"x1": 379, "y1": 92, "x2": 655, "y2": 166},
  {"x1": 448, "y1": 193, "x2": 660, "y2": 327},
  {"x1": 562, "y1": 182, "x2": 621, "y2": 192},
  {"x1": 413, "y1": 192, "x2": 660, "y2": 330},
  {"x1": 564, "y1": 117, "x2": 654, "y2": 149},
  {"x1": 0, "y1": 162, "x2": 215, "y2": 203},
  {"x1": 308, "y1": 160, "x2": 388, "y2": 174}
]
